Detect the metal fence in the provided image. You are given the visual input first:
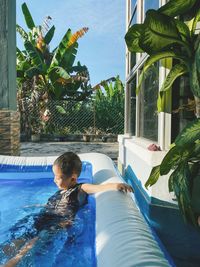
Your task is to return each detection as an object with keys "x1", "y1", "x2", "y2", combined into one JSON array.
[{"x1": 20, "y1": 99, "x2": 124, "y2": 140}]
